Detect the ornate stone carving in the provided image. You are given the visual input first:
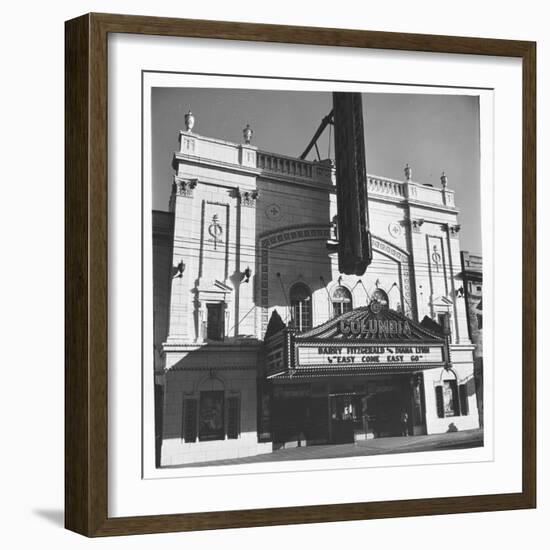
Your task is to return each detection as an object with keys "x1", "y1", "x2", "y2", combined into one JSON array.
[
  {"x1": 404, "y1": 163, "x2": 412, "y2": 182},
  {"x1": 184, "y1": 110, "x2": 195, "y2": 132},
  {"x1": 173, "y1": 177, "x2": 198, "y2": 198},
  {"x1": 447, "y1": 223, "x2": 461, "y2": 236},
  {"x1": 266, "y1": 203, "x2": 283, "y2": 221},
  {"x1": 431, "y1": 245, "x2": 442, "y2": 272},
  {"x1": 236, "y1": 188, "x2": 259, "y2": 207},
  {"x1": 208, "y1": 214, "x2": 224, "y2": 249},
  {"x1": 388, "y1": 221, "x2": 403, "y2": 238},
  {"x1": 243, "y1": 123, "x2": 253, "y2": 144},
  {"x1": 410, "y1": 218, "x2": 425, "y2": 232},
  {"x1": 440, "y1": 171, "x2": 448, "y2": 189}
]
